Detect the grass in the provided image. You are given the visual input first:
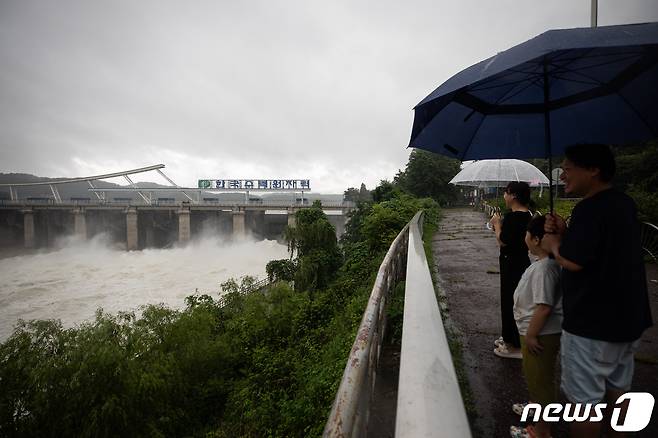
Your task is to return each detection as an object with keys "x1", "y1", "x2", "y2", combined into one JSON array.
[{"x1": 487, "y1": 196, "x2": 579, "y2": 219}]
